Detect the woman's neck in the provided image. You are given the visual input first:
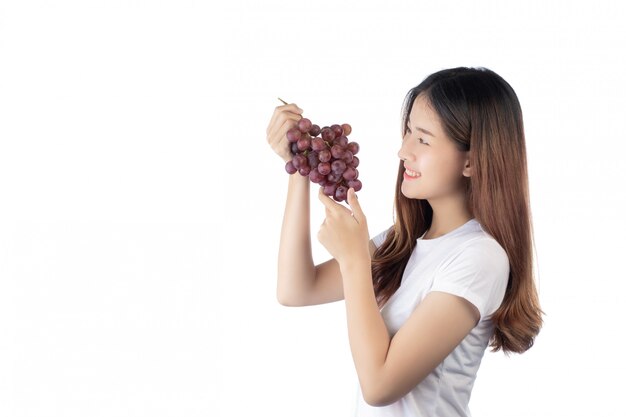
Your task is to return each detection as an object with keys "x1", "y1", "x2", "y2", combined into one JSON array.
[{"x1": 423, "y1": 194, "x2": 472, "y2": 239}]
